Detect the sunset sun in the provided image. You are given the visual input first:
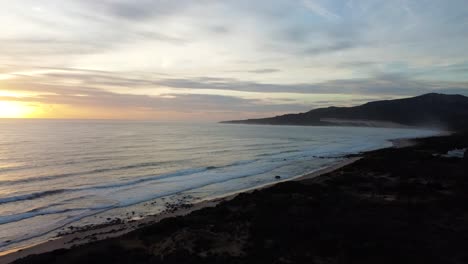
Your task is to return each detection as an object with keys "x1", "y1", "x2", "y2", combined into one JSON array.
[{"x1": 0, "y1": 101, "x2": 35, "y2": 118}]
